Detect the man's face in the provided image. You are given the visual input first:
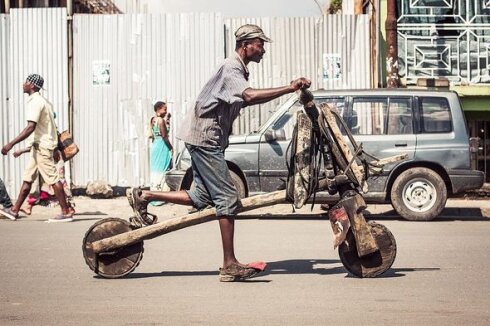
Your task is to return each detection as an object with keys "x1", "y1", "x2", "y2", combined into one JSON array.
[
  {"x1": 245, "y1": 39, "x2": 266, "y2": 63},
  {"x1": 23, "y1": 81, "x2": 34, "y2": 93}
]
